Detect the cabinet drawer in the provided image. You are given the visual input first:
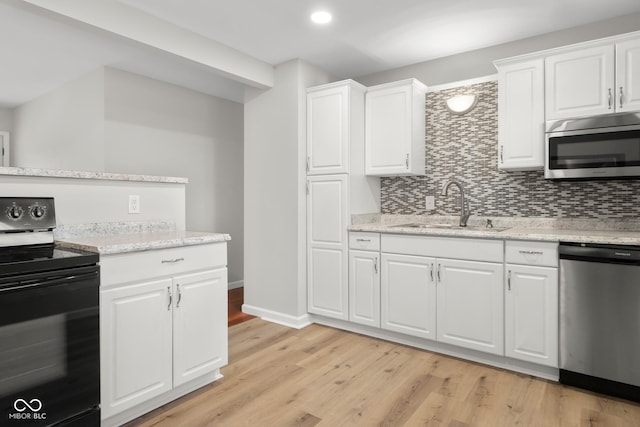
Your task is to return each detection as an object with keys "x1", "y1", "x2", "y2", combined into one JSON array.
[
  {"x1": 382, "y1": 234, "x2": 503, "y2": 263},
  {"x1": 505, "y1": 241, "x2": 558, "y2": 267},
  {"x1": 349, "y1": 232, "x2": 380, "y2": 251},
  {"x1": 101, "y1": 243, "x2": 227, "y2": 287}
]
